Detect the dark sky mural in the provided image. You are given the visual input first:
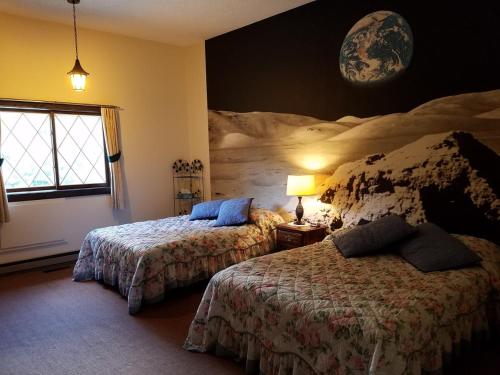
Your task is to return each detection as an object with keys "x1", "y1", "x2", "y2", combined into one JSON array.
[{"x1": 206, "y1": 0, "x2": 500, "y2": 120}]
